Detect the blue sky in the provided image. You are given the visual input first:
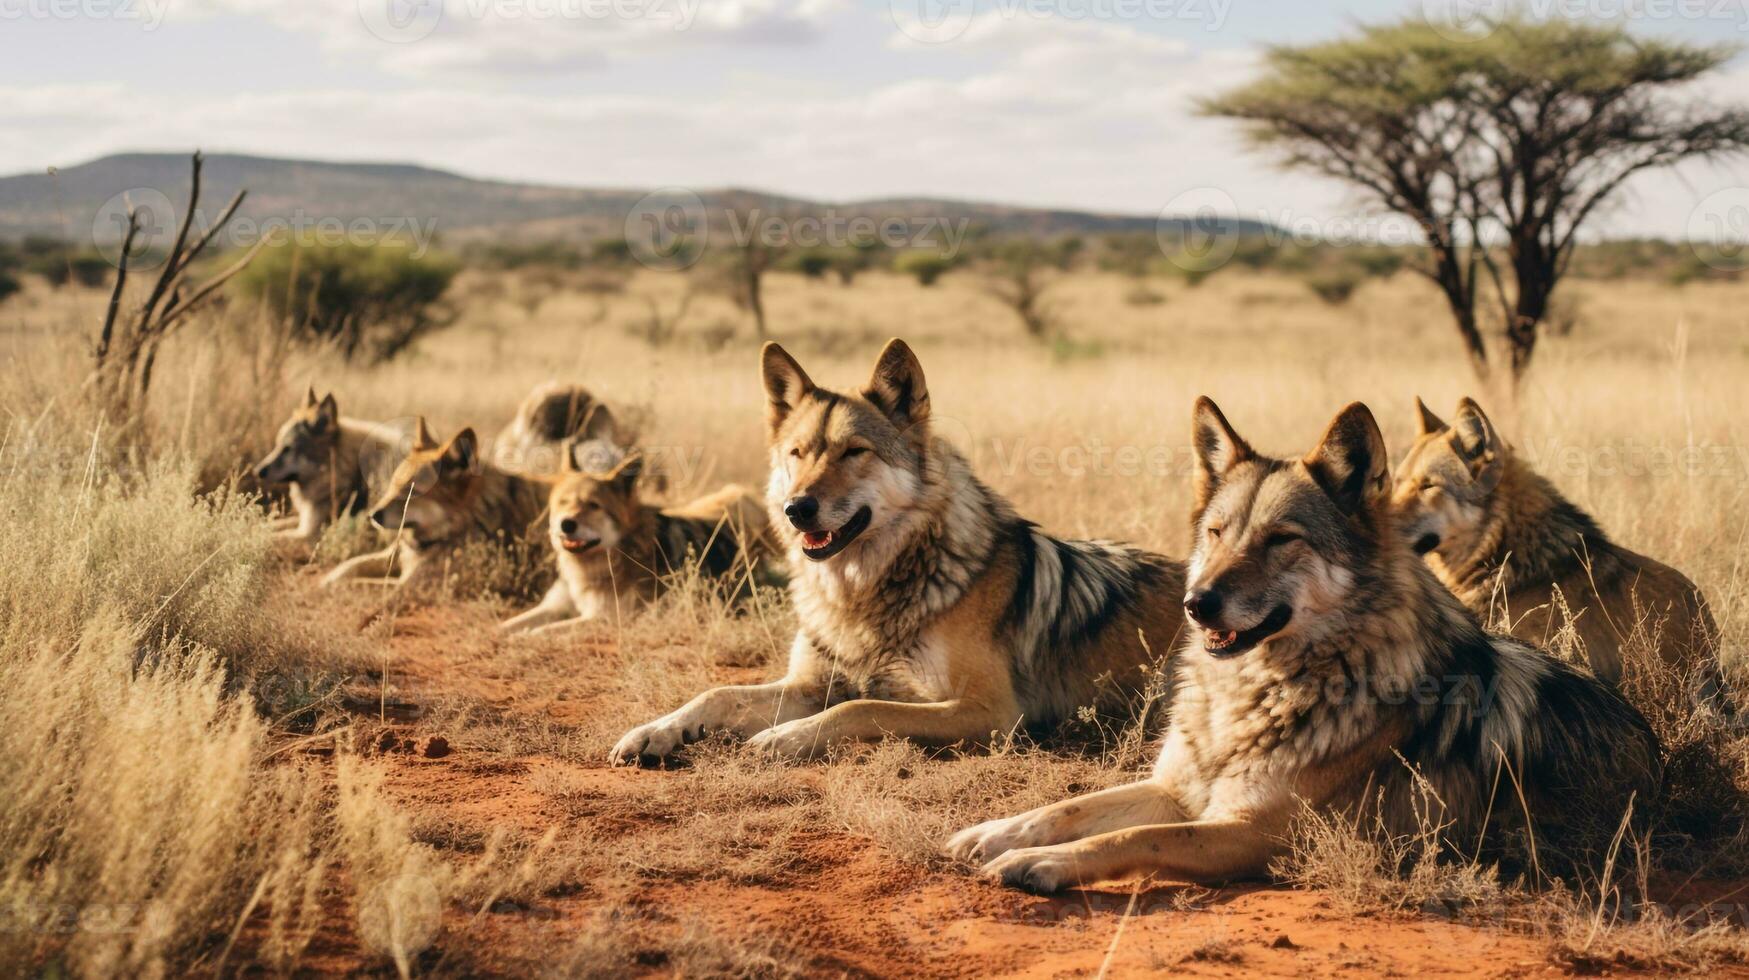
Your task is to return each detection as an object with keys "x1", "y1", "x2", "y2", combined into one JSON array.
[{"x1": 3, "y1": 0, "x2": 1746, "y2": 237}]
